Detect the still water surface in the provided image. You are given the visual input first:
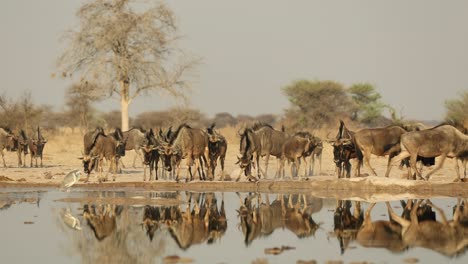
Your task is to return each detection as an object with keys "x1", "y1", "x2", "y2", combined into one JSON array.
[{"x1": 0, "y1": 190, "x2": 467, "y2": 264}]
